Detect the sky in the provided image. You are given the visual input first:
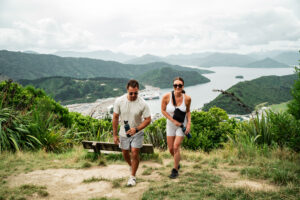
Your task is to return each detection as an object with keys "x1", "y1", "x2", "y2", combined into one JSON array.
[{"x1": 0, "y1": 0, "x2": 300, "y2": 56}]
